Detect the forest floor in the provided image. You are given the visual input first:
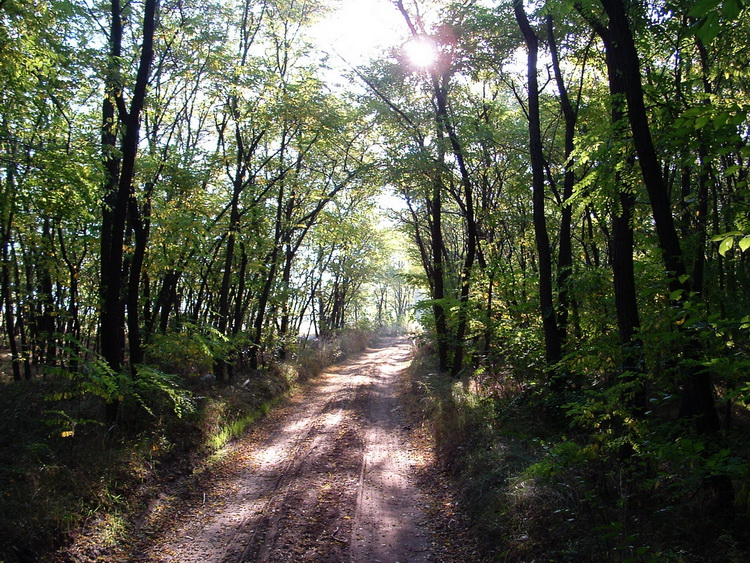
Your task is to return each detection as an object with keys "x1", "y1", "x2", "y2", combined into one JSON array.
[{"x1": 65, "y1": 337, "x2": 484, "y2": 562}]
